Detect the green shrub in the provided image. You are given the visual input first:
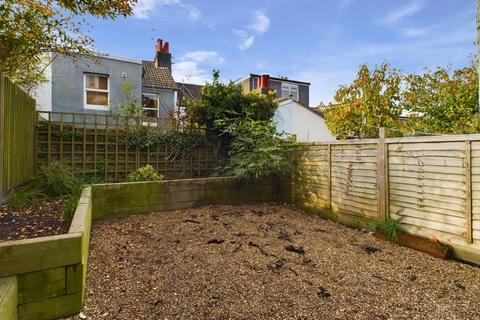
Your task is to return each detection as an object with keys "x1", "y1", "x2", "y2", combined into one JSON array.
[
  {"x1": 36, "y1": 162, "x2": 75, "y2": 196},
  {"x1": 127, "y1": 165, "x2": 164, "y2": 182},
  {"x1": 217, "y1": 118, "x2": 297, "y2": 180},
  {"x1": 373, "y1": 217, "x2": 403, "y2": 243}
]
